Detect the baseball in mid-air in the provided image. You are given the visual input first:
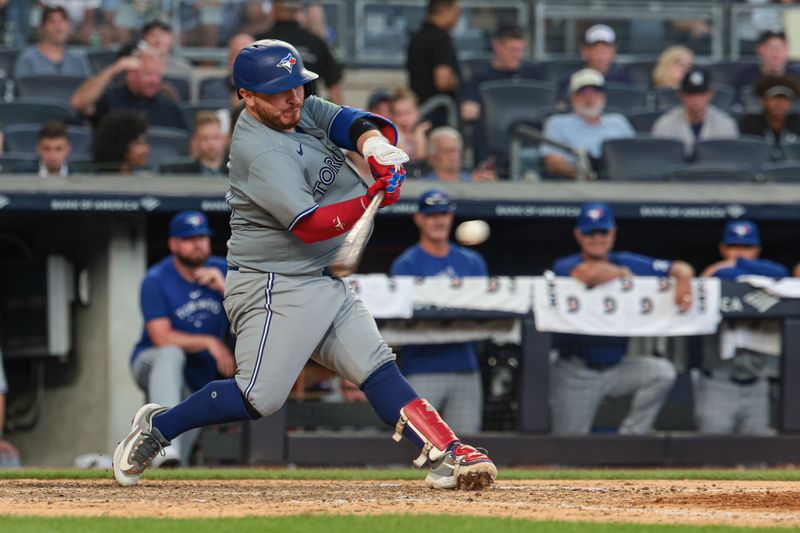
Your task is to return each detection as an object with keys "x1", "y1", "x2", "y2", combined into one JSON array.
[{"x1": 455, "y1": 219, "x2": 490, "y2": 246}]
